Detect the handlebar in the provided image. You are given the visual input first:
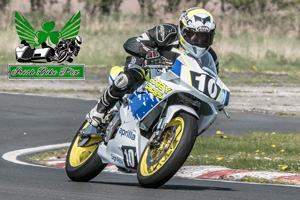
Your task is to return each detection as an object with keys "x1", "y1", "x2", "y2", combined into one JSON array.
[
  {"x1": 144, "y1": 64, "x2": 171, "y2": 69},
  {"x1": 143, "y1": 57, "x2": 173, "y2": 70}
]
